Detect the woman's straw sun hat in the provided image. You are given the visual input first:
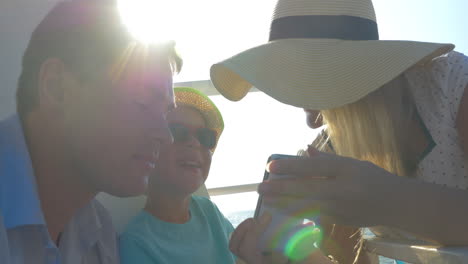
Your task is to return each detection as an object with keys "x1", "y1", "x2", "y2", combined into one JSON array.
[{"x1": 210, "y1": 0, "x2": 454, "y2": 110}]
